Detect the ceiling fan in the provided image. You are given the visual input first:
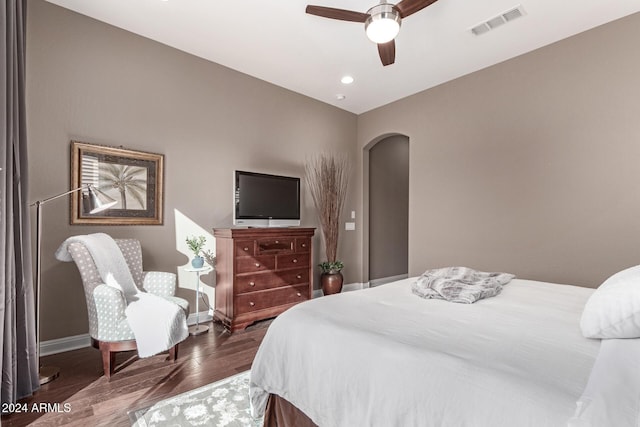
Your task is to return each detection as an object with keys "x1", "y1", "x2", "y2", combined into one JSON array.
[{"x1": 306, "y1": 0, "x2": 439, "y2": 66}]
